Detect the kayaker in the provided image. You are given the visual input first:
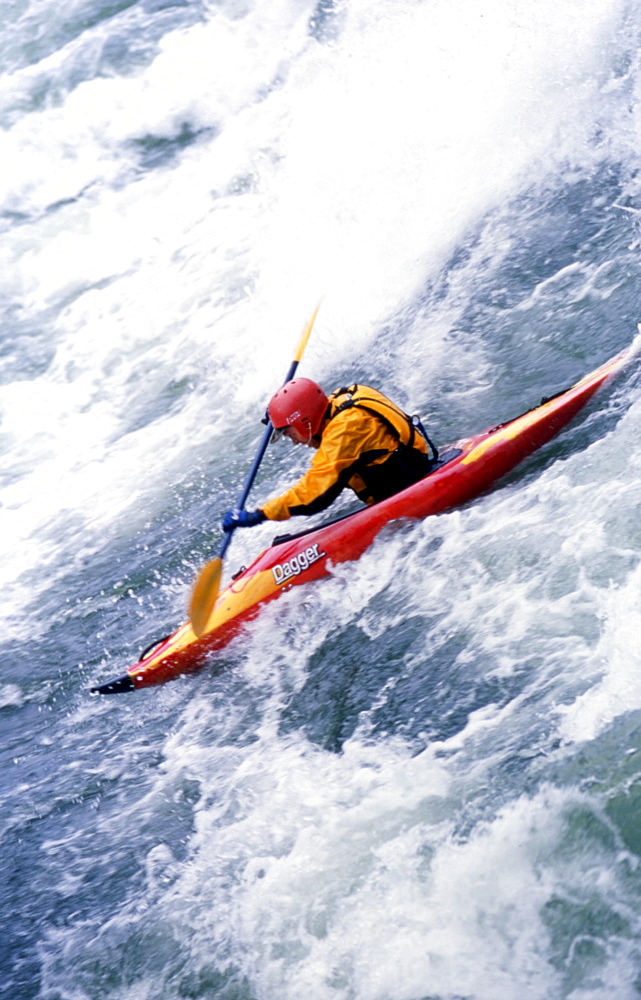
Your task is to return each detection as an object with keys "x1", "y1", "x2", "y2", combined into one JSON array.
[{"x1": 222, "y1": 378, "x2": 438, "y2": 529}]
